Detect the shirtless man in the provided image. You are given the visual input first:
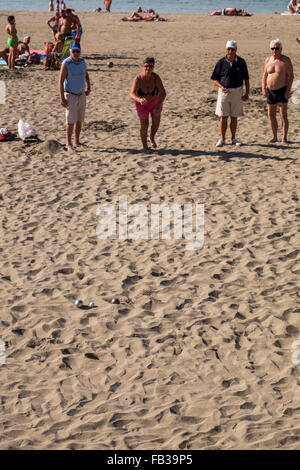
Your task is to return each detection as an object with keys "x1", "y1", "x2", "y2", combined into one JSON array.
[
  {"x1": 58, "y1": 9, "x2": 73, "y2": 40},
  {"x1": 262, "y1": 39, "x2": 294, "y2": 143},
  {"x1": 66, "y1": 9, "x2": 82, "y2": 39},
  {"x1": 18, "y1": 36, "x2": 30, "y2": 54},
  {"x1": 0, "y1": 36, "x2": 30, "y2": 64}
]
